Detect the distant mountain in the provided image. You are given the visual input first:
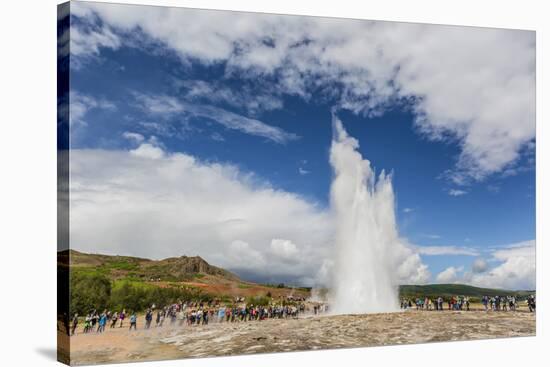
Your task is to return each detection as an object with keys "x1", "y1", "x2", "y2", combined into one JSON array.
[{"x1": 65, "y1": 249, "x2": 310, "y2": 300}]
